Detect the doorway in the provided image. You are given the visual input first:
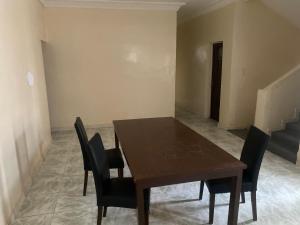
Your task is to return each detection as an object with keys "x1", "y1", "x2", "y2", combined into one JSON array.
[{"x1": 210, "y1": 42, "x2": 223, "y2": 121}]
